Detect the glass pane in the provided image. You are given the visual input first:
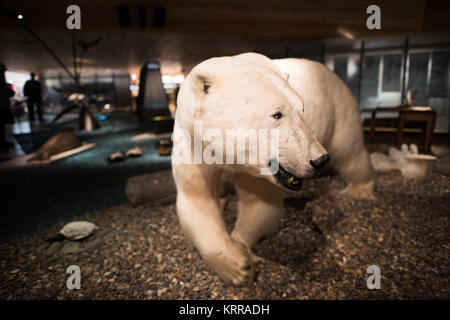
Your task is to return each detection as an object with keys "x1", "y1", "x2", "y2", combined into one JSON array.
[
  {"x1": 382, "y1": 54, "x2": 402, "y2": 92},
  {"x1": 430, "y1": 51, "x2": 450, "y2": 97},
  {"x1": 408, "y1": 52, "x2": 429, "y2": 105},
  {"x1": 361, "y1": 55, "x2": 380, "y2": 99},
  {"x1": 334, "y1": 57, "x2": 348, "y2": 83}
]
